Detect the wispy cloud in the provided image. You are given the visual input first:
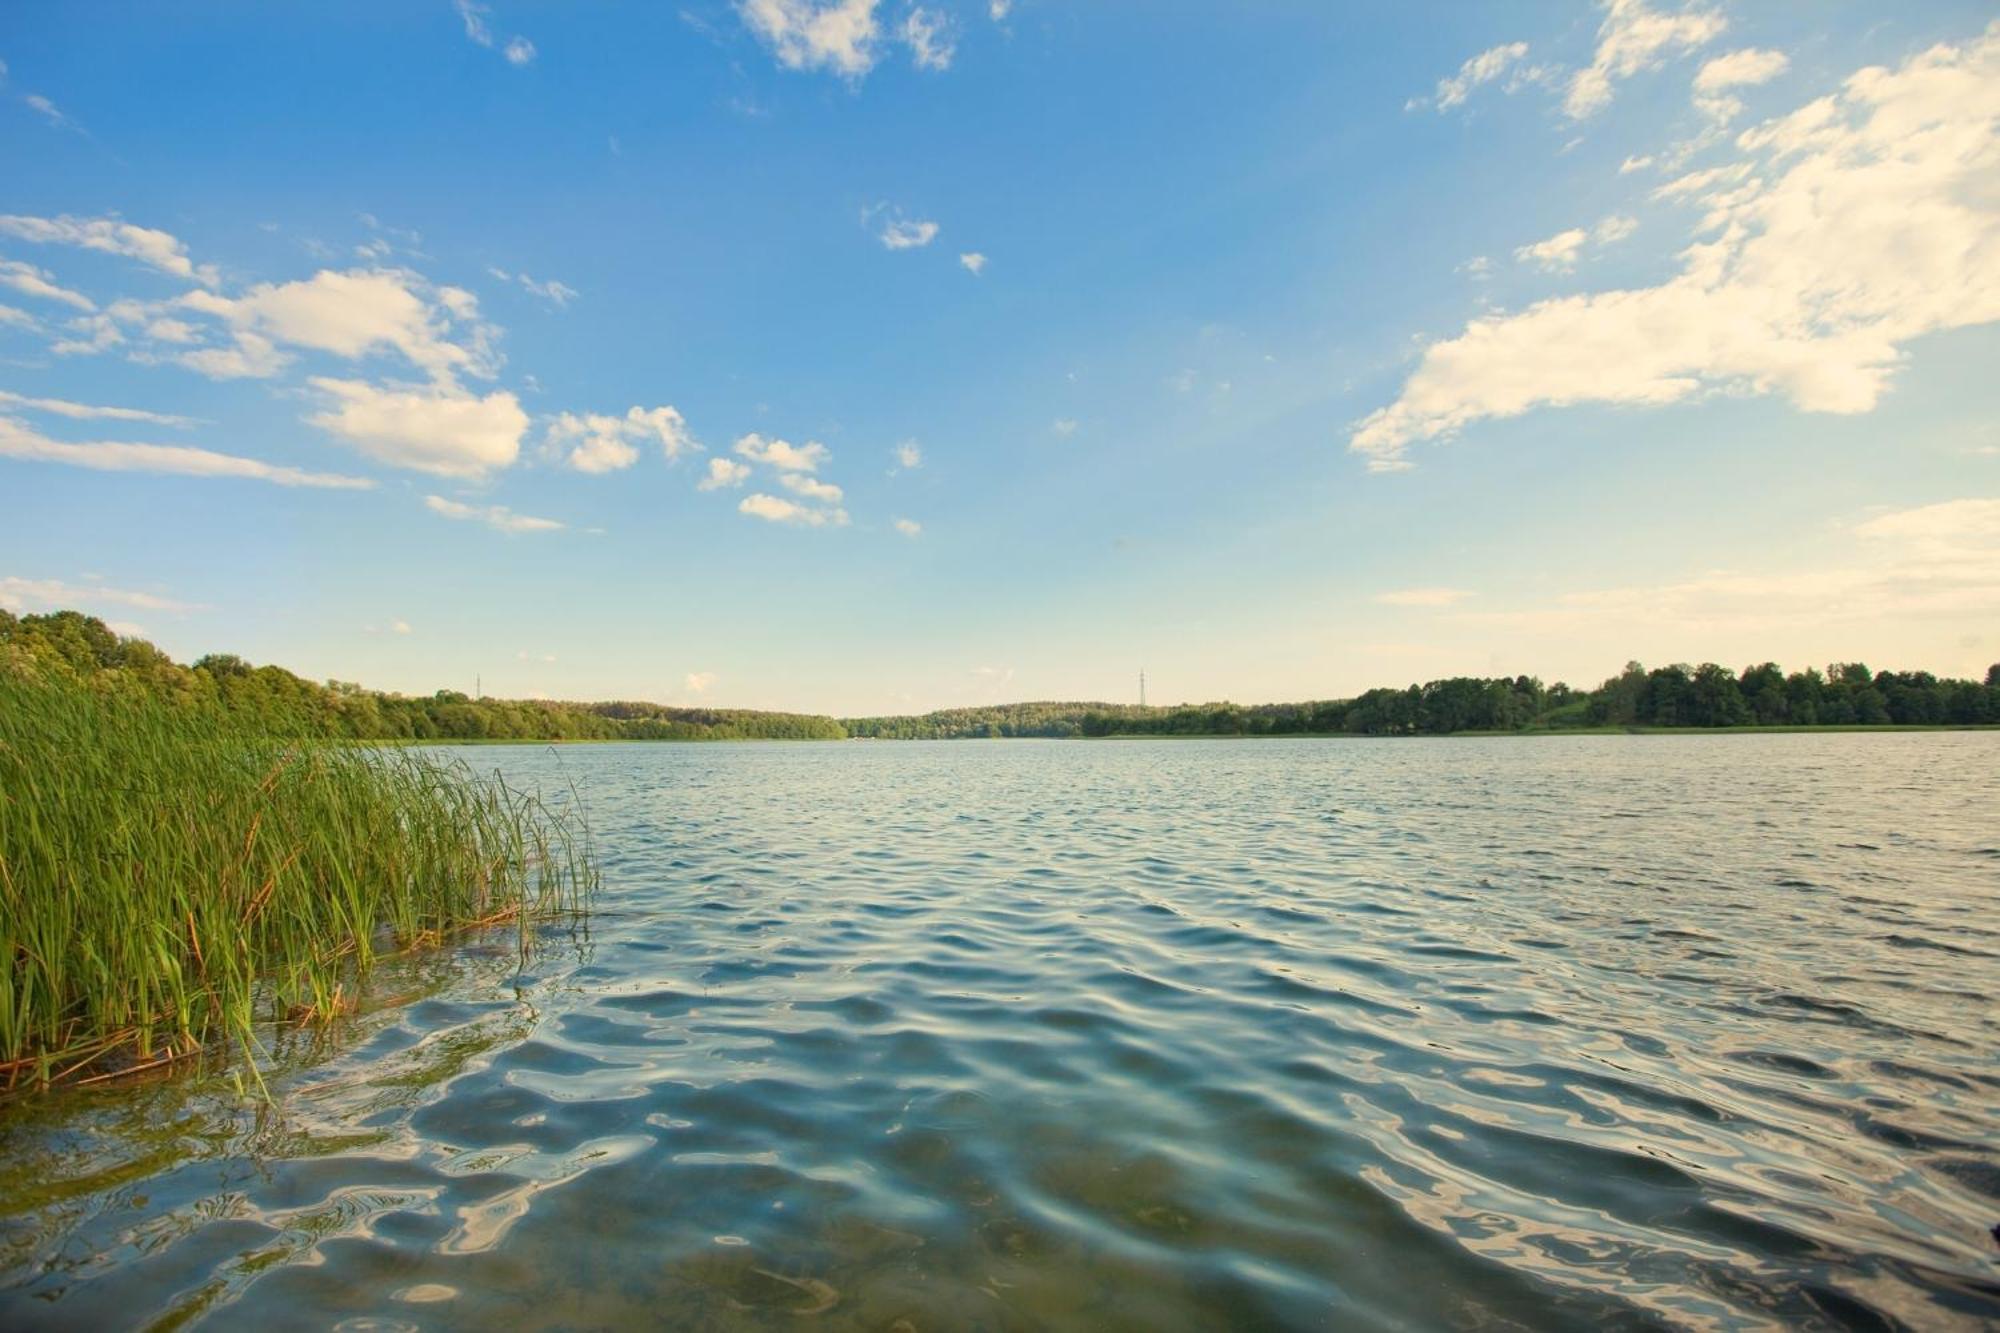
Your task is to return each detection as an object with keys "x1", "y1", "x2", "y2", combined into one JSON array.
[
  {"x1": 0, "y1": 213, "x2": 217, "y2": 285},
  {"x1": 0, "y1": 575, "x2": 197, "y2": 615},
  {"x1": 0, "y1": 389, "x2": 197, "y2": 427},
  {"x1": 0, "y1": 415, "x2": 372, "y2": 489},
  {"x1": 1375, "y1": 587, "x2": 1474, "y2": 607},
  {"x1": 902, "y1": 7, "x2": 955, "y2": 71},
  {"x1": 1415, "y1": 41, "x2": 1535, "y2": 113},
  {"x1": 879, "y1": 217, "x2": 940, "y2": 250},
  {"x1": 893, "y1": 517, "x2": 922, "y2": 537},
  {"x1": 424, "y1": 493, "x2": 563, "y2": 533},
  {"x1": 455, "y1": 0, "x2": 537, "y2": 65},
  {"x1": 959, "y1": 251, "x2": 988, "y2": 275},
  {"x1": 0, "y1": 260, "x2": 95, "y2": 312}
]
